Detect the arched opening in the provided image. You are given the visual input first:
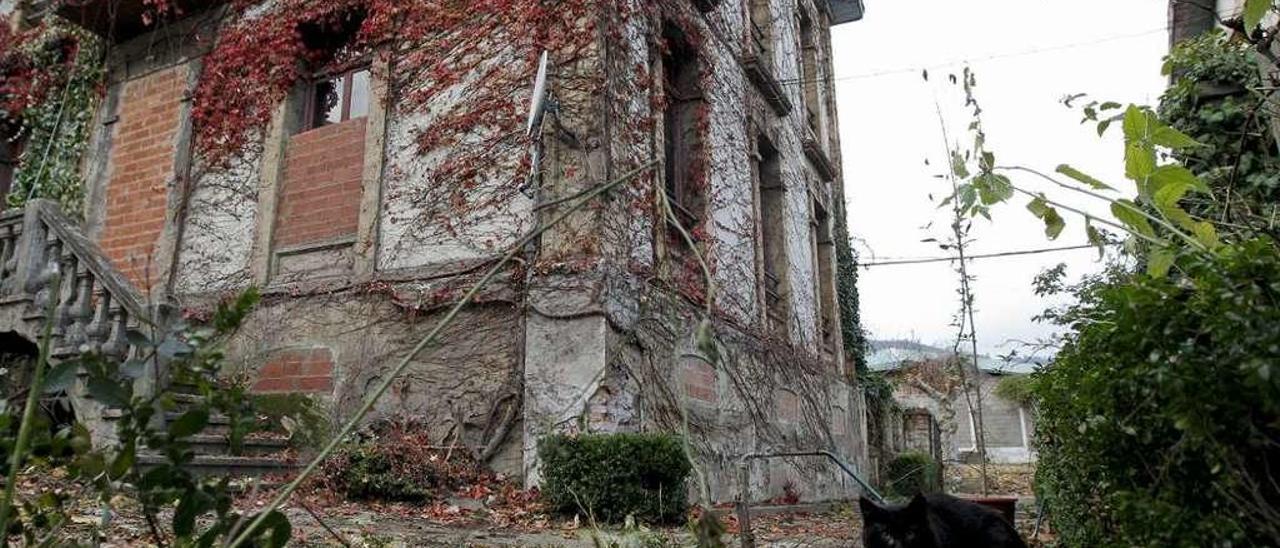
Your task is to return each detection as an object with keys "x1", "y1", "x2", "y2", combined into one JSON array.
[{"x1": 0, "y1": 332, "x2": 77, "y2": 436}]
